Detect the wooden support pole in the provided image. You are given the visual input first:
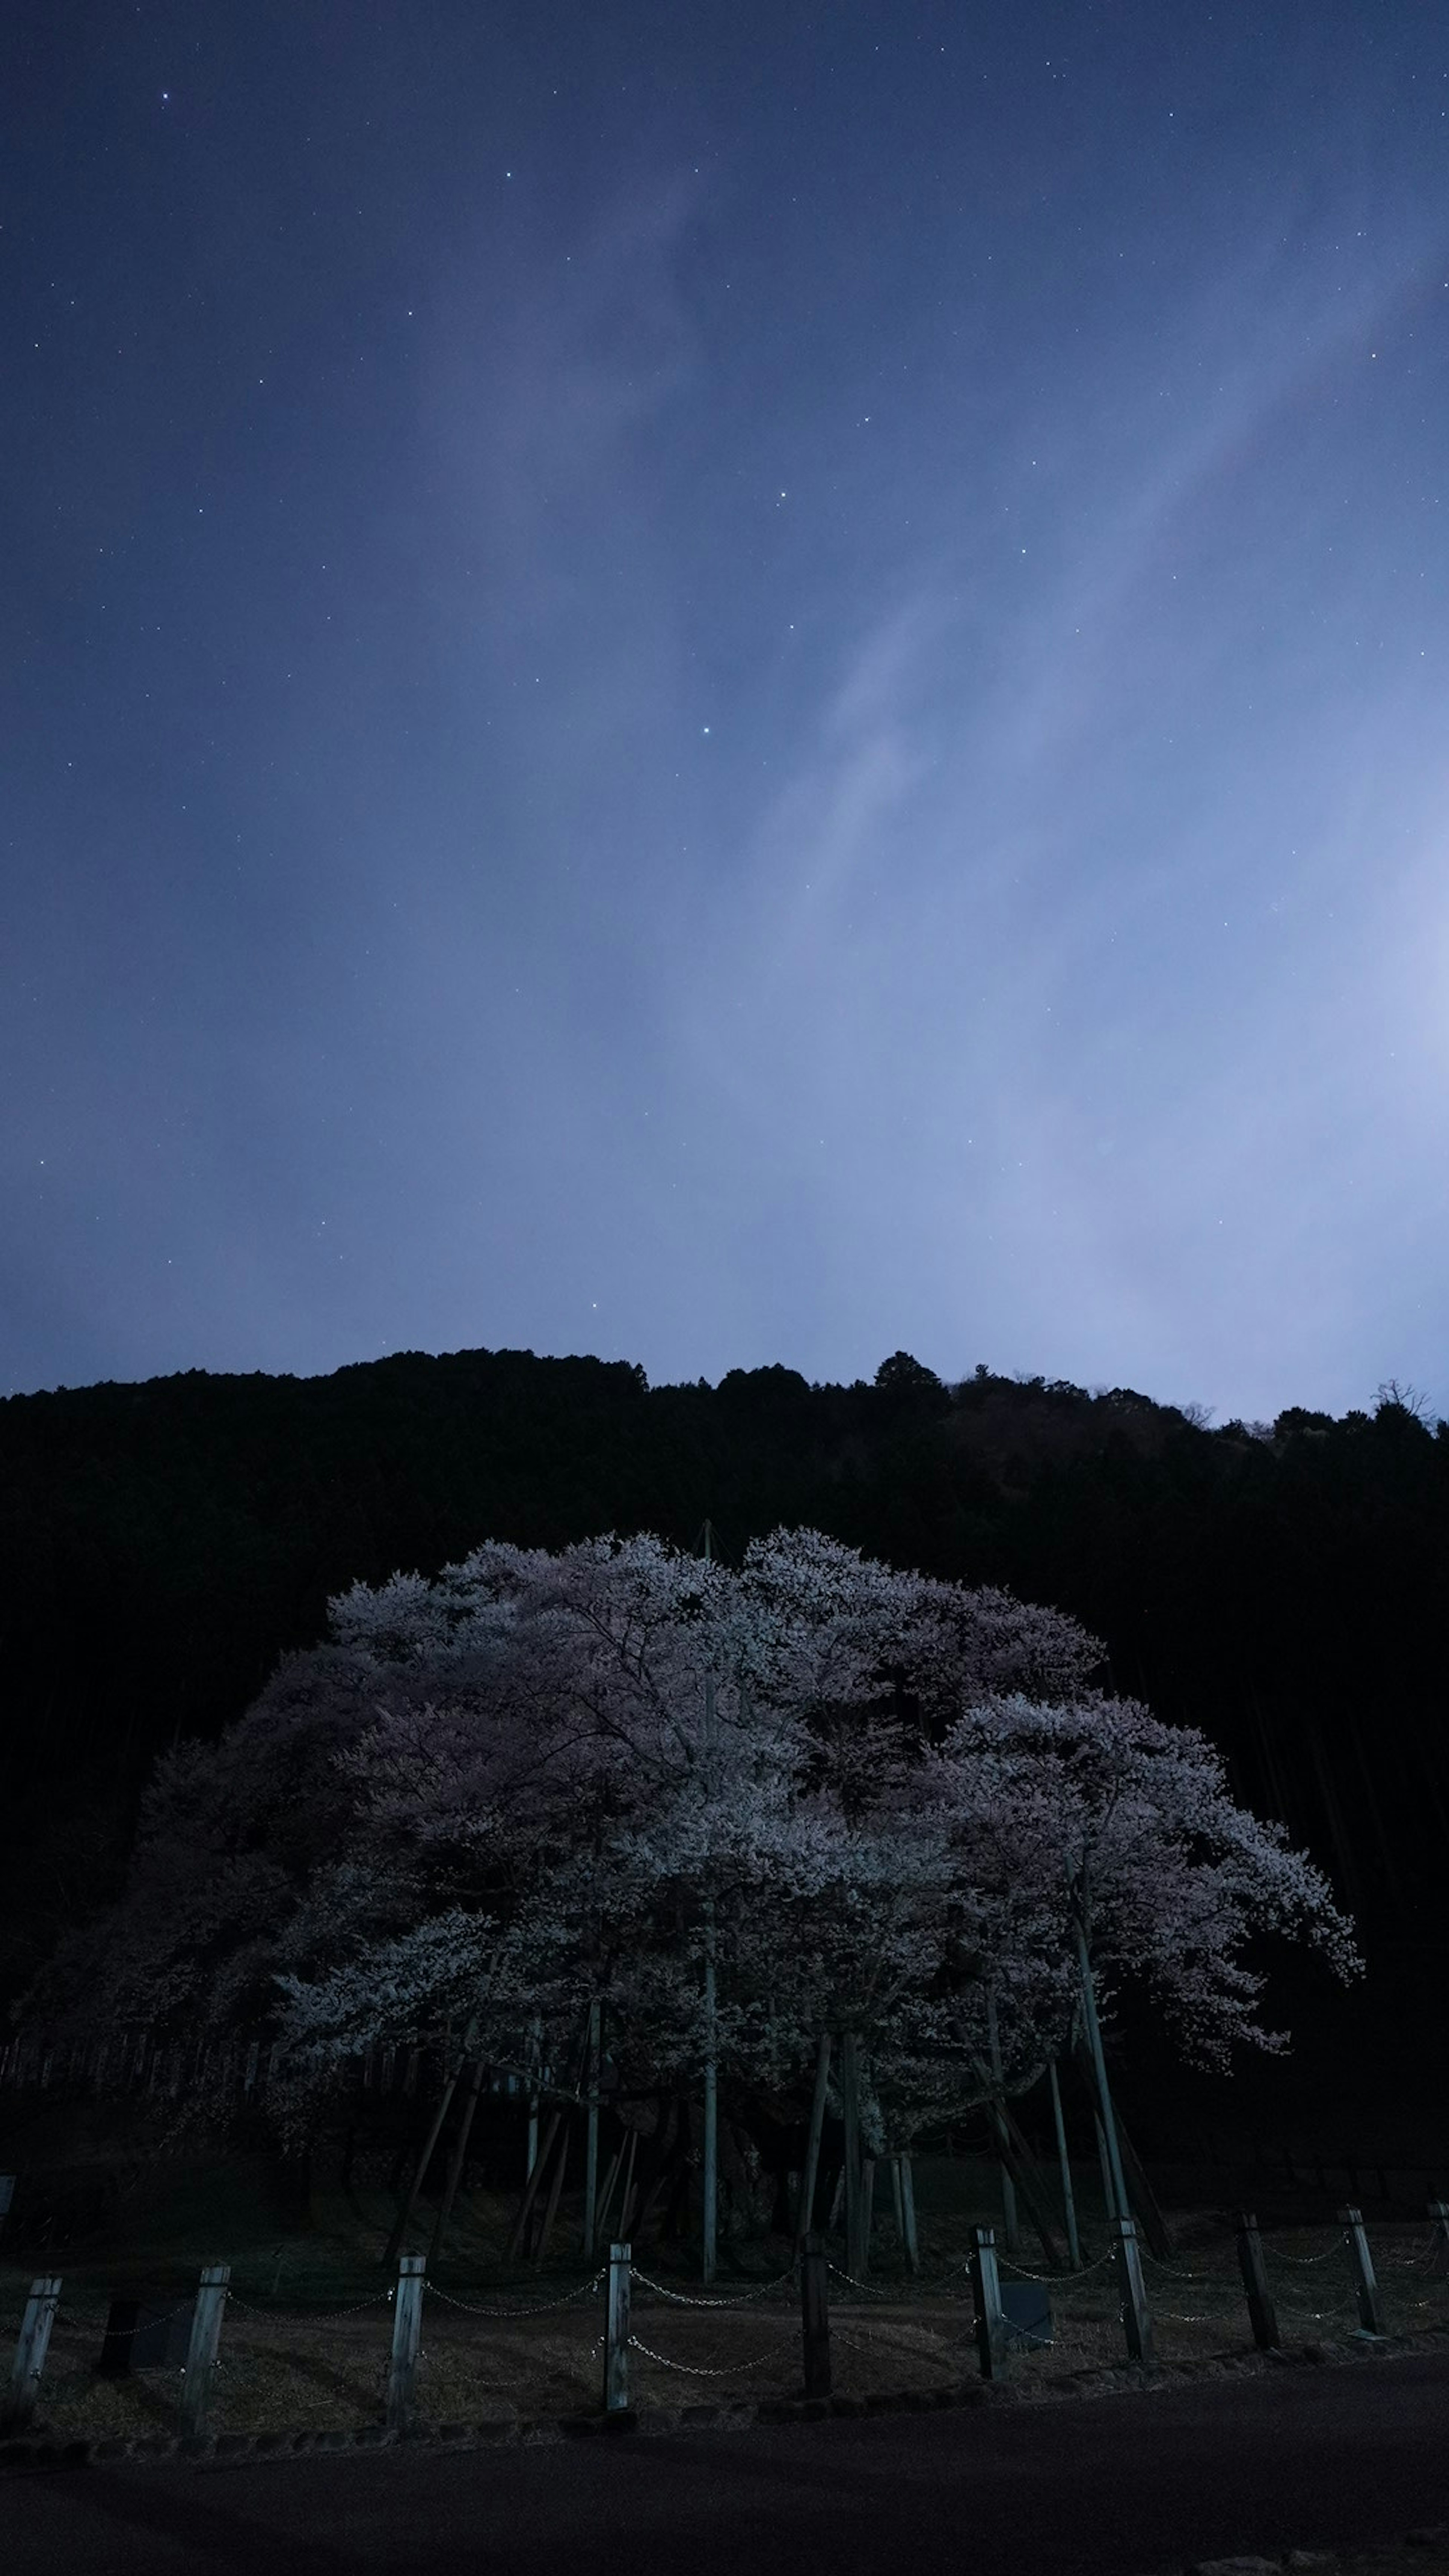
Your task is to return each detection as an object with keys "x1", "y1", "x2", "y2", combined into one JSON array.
[
  {"x1": 615, "y1": 2130, "x2": 641, "y2": 2241},
  {"x1": 1340, "y1": 2205, "x2": 1384, "y2": 2335},
  {"x1": 968, "y1": 2224, "x2": 1009, "y2": 2381},
  {"x1": 1234, "y1": 2210, "x2": 1278, "y2": 2350},
  {"x1": 1072, "y1": 1914, "x2": 1131, "y2": 2233},
  {"x1": 1109, "y1": 2100, "x2": 1174, "y2": 2261},
  {"x1": 2, "y1": 2276, "x2": 60, "y2": 2434},
  {"x1": 429, "y1": 2056, "x2": 486, "y2": 2268},
  {"x1": 604, "y1": 2240, "x2": 632, "y2": 2413},
  {"x1": 1048, "y1": 2058, "x2": 1082, "y2": 2269},
  {"x1": 594, "y1": 2141, "x2": 625, "y2": 2247},
  {"x1": 800, "y1": 2231, "x2": 831, "y2": 2396},
  {"x1": 841, "y1": 2031, "x2": 867, "y2": 2278},
  {"x1": 386, "y1": 2254, "x2": 426, "y2": 2433},
  {"x1": 180, "y1": 2265, "x2": 230, "y2": 2436},
  {"x1": 506, "y1": 2108, "x2": 562, "y2": 2262},
  {"x1": 986, "y1": 1989, "x2": 1020, "y2": 2253},
  {"x1": 701, "y1": 1613, "x2": 719, "y2": 2288},
  {"x1": 583, "y1": 2002, "x2": 601, "y2": 2264},
  {"x1": 979, "y1": 2085, "x2": 1063, "y2": 2270},
  {"x1": 526, "y1": 2015, "x2": 542, "y2": 2183},
  {"x1": 384, "y1": 2061, "x2": 461, "y2": 2272},
  {"x1": 1091, "y1": 2101, "x2": 1117, "y2": 2227},
  {"x1": 1114, "y1": 2216, "x2": 1153, "y2": 2363},
  {"x1": 890, "y1": 2156, "x2": 906, "y2": 2258},
  {"x1": 534, "y1": 2117, "x2": 570, "y2": 2266},
  {"x1": 898, "y1": 2152, "x2": 920, "y2": 2274},
  {"x1": 702, "y1": 1917, "x2": 718, "y2": 2285},
  {"x1": 1428, "y1": 2199, "x2": 1449, "y2": 2279},
  {"x1": 796, "y1": 2030, "x2": 832, "y2": 2256},
  {"x1": 1068, "y1": 2040, "x2": 1172, "y2": 2258}
]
